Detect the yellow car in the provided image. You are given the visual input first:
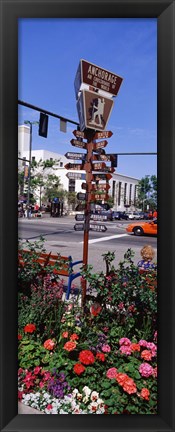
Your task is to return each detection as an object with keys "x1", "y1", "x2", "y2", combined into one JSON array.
[{"x1": 126, "y1": 219, "x2": 157, "y2": 236}]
